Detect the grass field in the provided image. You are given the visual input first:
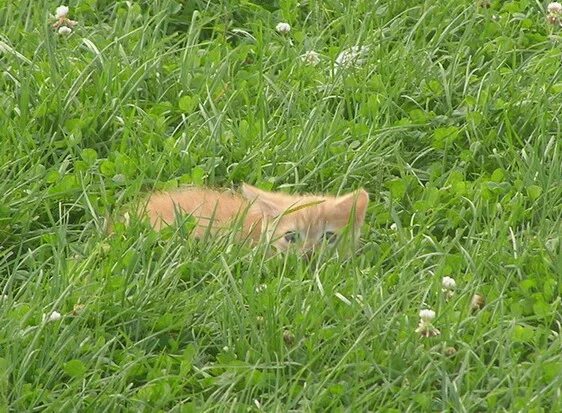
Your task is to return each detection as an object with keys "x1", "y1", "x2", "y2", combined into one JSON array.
[{"x1": 1, "y1": 0, "x2": 562, "y2": 411}]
